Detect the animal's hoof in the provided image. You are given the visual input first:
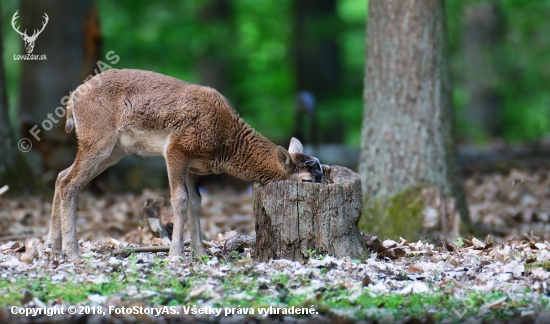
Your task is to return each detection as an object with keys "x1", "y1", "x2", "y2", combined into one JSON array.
[
  {"x1": 193, "y1": 248, "x2": 209, "y2": 257},
  {"x1": 168, "y1": 244, "x2": 184, "y2": 257},
  {"x1": 63, "y1": 252, "x2": 80, "y2": 261},
  {"x1": 47, "y1": 236, "x2": 62, "y2": 252},
  {"x1": 190, "y1": 243, "x2": 209, "y2": 257},
  {"x1": 48, "y1": 243, "x2": 62, "y2": 252},
  {"x1": 168, "y1": 251, "x2": 182, "y2": 257},
  {"x1": 62, "y1": 245, "x2": 80, "y2": 260}
]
